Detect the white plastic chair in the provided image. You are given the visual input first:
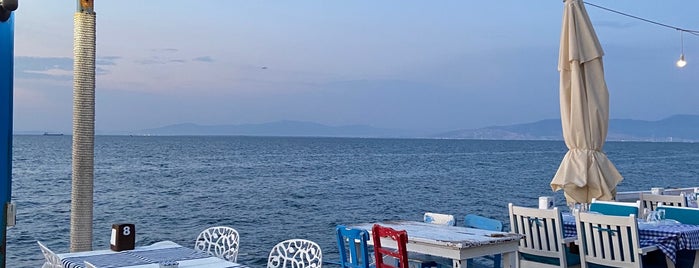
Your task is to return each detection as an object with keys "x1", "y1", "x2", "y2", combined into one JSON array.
[
  {"x1": 508, "y1": 204, "x2": 579, "y2": 268},
  {"x1": 194, "y1": 226, "x2": 240, "y2": 262},
  {"x1": 267, "y1": 239, "x2": 322, "y2": 268},
  {"x1": 37, "y1": 241, "x2": 62, "y2": 268}
]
